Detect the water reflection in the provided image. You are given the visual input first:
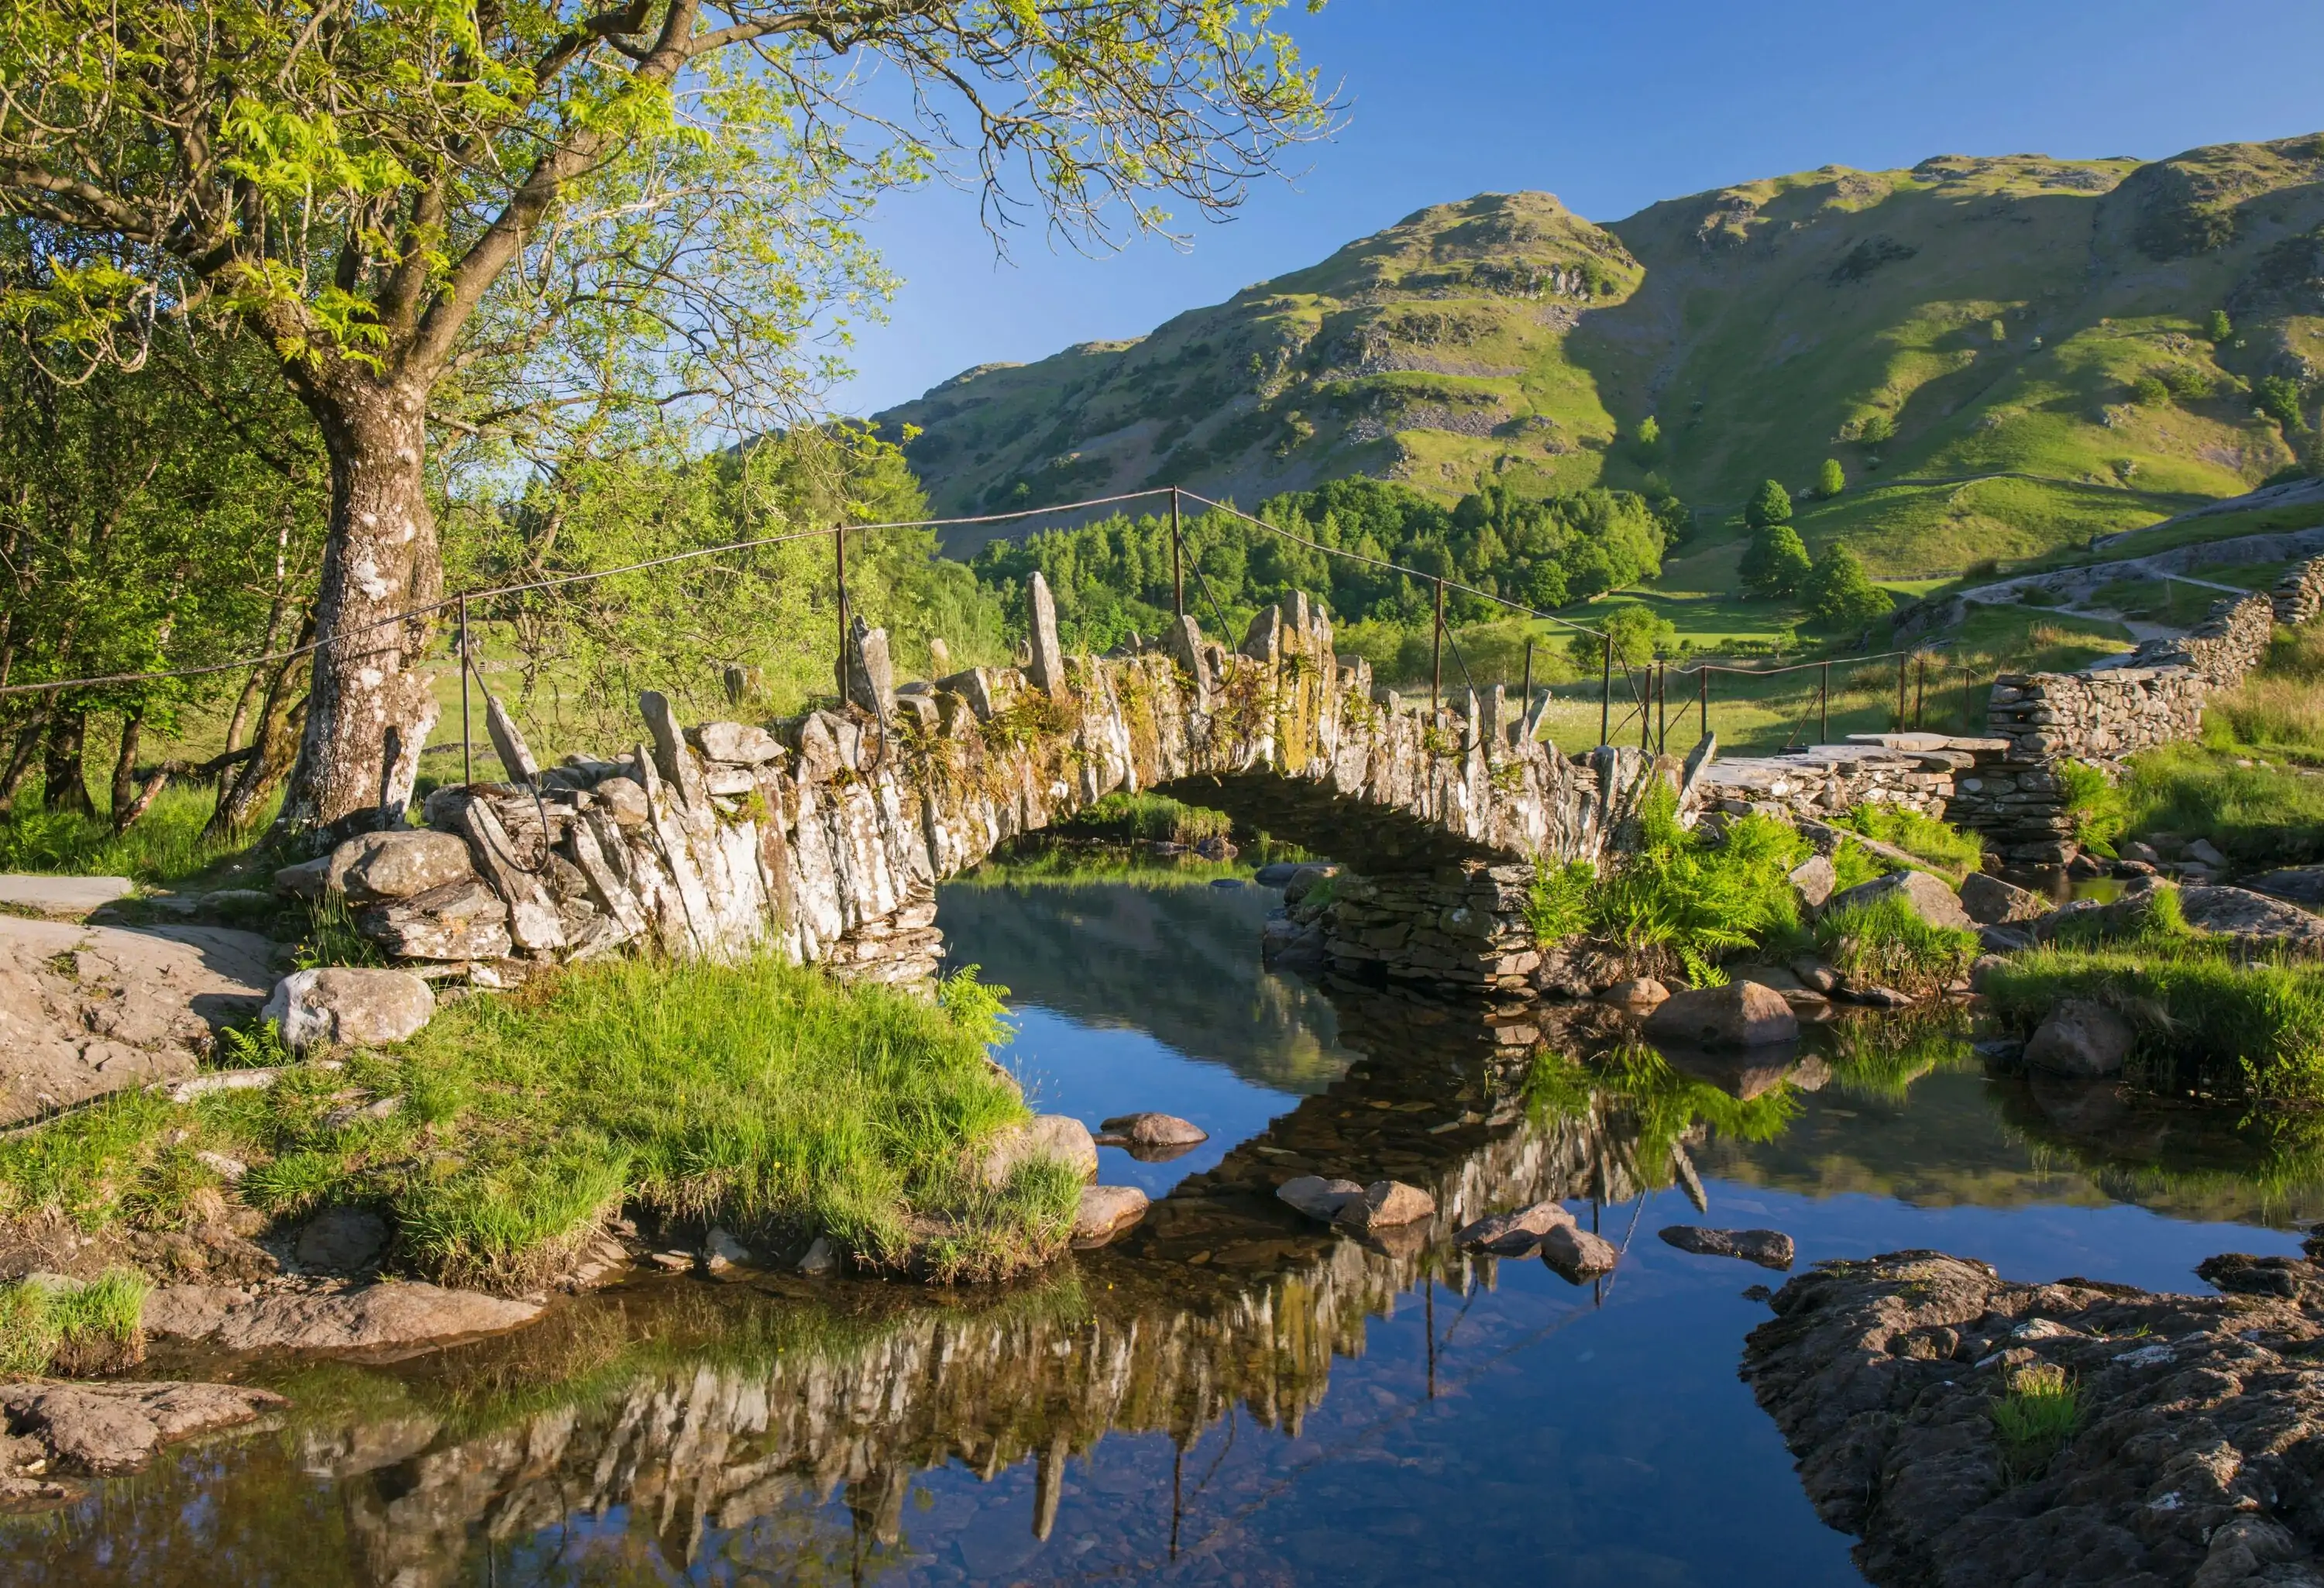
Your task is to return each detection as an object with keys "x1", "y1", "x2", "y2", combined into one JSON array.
[{"x1": 5, "y1": 879, "x2": 2319, "y2": 1586}]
